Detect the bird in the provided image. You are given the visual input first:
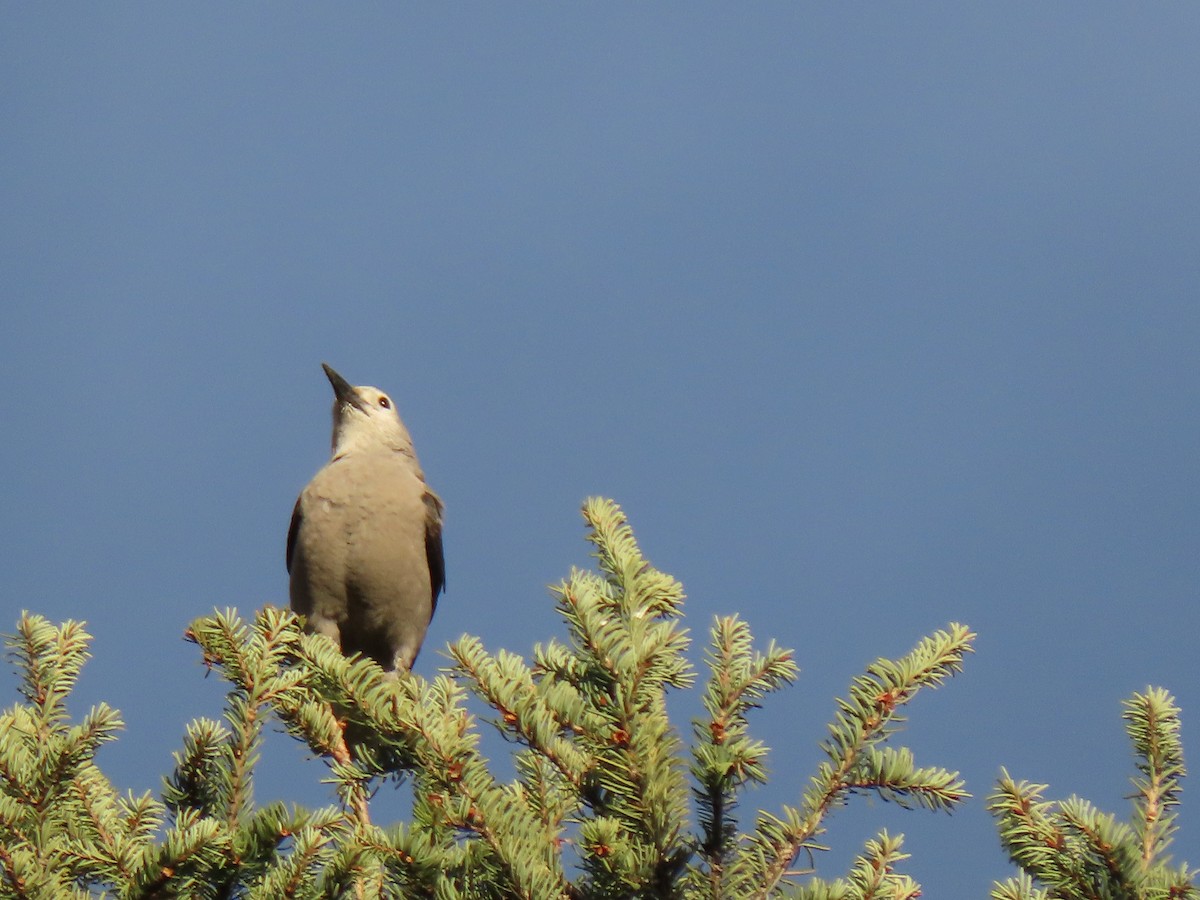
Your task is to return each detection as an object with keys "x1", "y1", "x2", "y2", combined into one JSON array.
[{"x1": 287, "y1": 363, "x2": 444, "y2": 673}]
